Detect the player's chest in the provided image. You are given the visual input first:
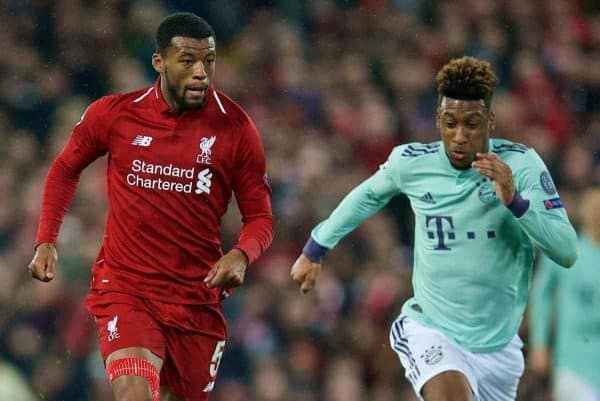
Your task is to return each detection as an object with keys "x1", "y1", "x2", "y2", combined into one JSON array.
[
  {"x1": 108, "y1": 116, "x2": 236, "y2": 171},
  {"x1": 408, "y1": 175, "x2": 517, "y2": 249},
  {"x1": 407, "y1": 174, "x2": 502, "y2": 215}
]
